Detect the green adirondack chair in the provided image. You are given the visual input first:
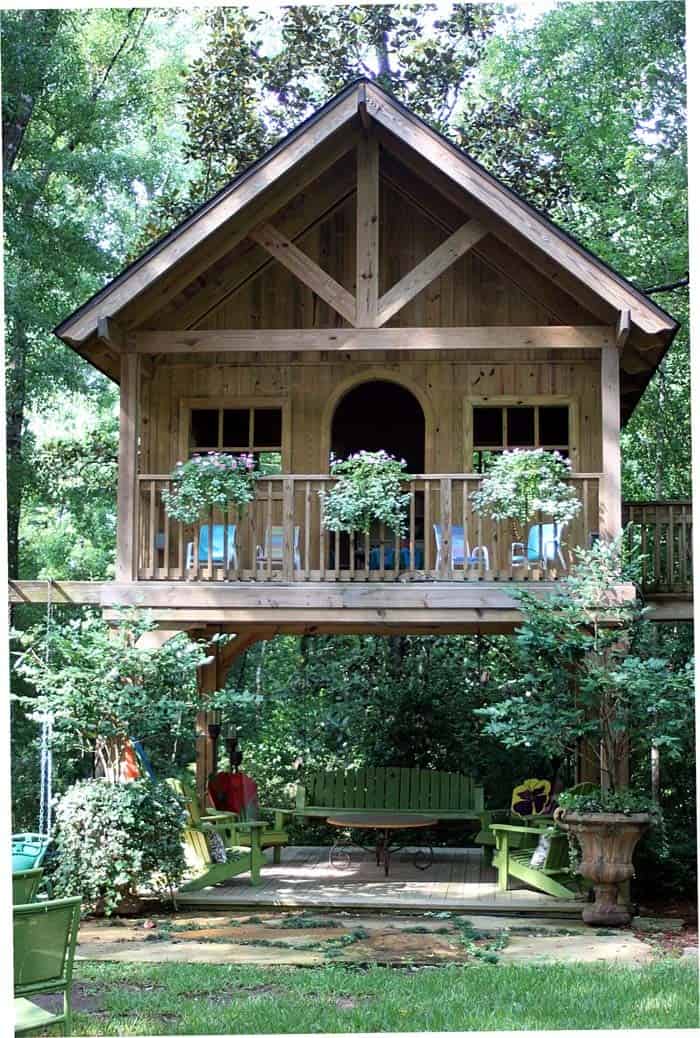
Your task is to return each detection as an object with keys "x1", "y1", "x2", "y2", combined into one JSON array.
[
  {"x1": 167, "y1": 777, "x2": 267, "y2": 891},
  {"x1": 13, "y1": 869, "x2": 43, "y2": 905},
  {"x1": 490, "y1": 822, "x2": 584, "y2": 900},
  {"x1": 14, "y1": 895, "x2": 81, "y2": 1036},
  {"x1": 476, "y1": 778, "x2": 554, "y2": 866}
]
